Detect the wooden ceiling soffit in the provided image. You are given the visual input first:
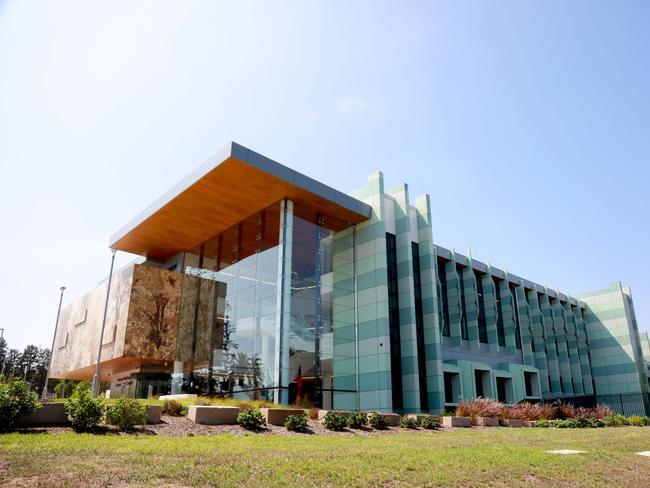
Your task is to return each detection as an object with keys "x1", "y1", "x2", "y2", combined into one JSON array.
[{"x1": 109, "y1": 142, "x2": 372, "y2": 260}]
